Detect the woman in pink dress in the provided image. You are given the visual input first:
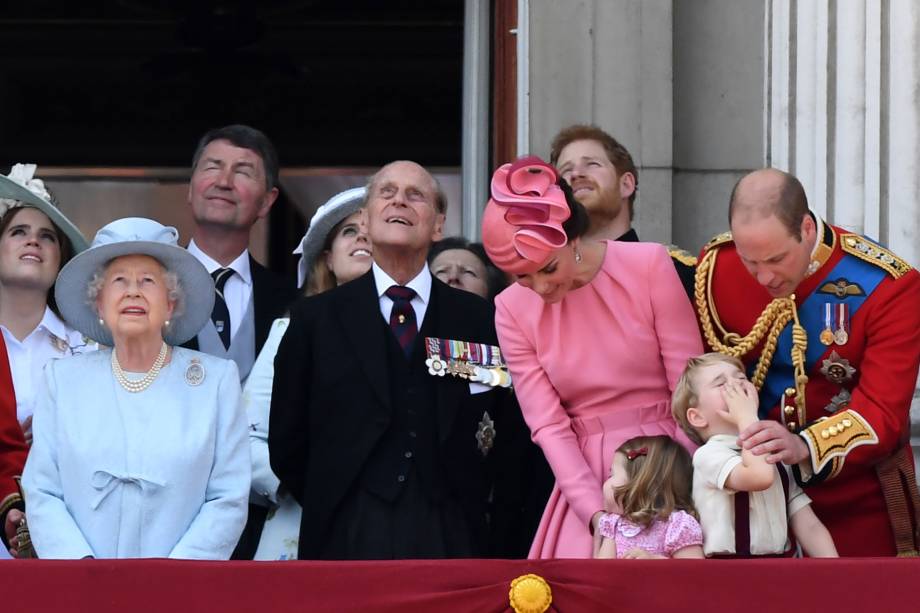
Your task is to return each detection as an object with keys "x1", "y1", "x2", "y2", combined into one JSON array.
[{"x1": 481, "y1": 157, "x2": 703, "y2": 558}]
